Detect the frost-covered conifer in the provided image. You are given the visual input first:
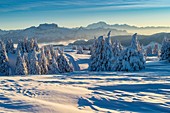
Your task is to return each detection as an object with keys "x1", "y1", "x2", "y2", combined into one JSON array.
[
  {"x1": 0, "y1": 40, "x2": 10, "y2": 75},
  {"x1": 89, "y1": 32, "x2": 114, "y2": 71},
  {"x1": 49, "y1": 45, "x2": 55, "y2": 57},
  {"x1": 102, "y1": 31, "x2": 114, "y2": 71},
  {"x1": 146, "y1": 46, "x2": 152, "y2": 56},
  {"x1": 89, "y1": 36, "x2": 104, "y2": 71},
  {"x1": 57, "y1": 53, "x2": 73, "y2": 73},
  {"x1": 33, "y1": 39, "x2": 40, "y2": 52},
  {"x1": 112, "y1": 40, "x2": 123, "y2": 60},
  {"x1": 27, "y1": 39, "x2": 34, "y2": 52},
  {"x1": 28, "y1": 49, "x2": 41, "y2": 75},
  {"x1": 6, "y1": 39, "x2": 15, "y2": 54},
  {"x1": 15, "y1": 51, "x2": 28, "y2": 75},
  {"x1": 113, "y1": 33, "x2": 145, "y2": 71},
  {"x1": 54, "y1": 50, "x2": 59, "y2": 59},
  {"x1": 48, "y1": 57, "x2": 60, "y2": 74},
  {"x1": 17, "y1": 40, "x2": 24, "y2": 54},
  {"x1": 39, "y1": 48, "x2": 48, "y2": 74},
  {"x1": 160, "y1": 38, "x2": 170, "y2": 61},
  {"x1": 153, "y1": 43, "x2": 159, "y2": 56},
  {"x1": 23, "y1": 53, "x2": 29, "y2": 71}
]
